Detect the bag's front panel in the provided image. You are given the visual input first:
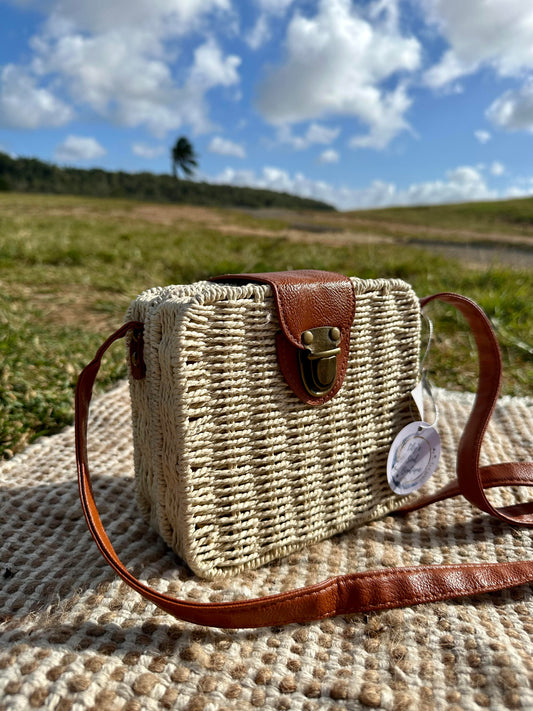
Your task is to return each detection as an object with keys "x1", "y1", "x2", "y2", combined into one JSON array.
[{"x1": 143, "y1": 279, "x2": 421, "y2": 578}]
